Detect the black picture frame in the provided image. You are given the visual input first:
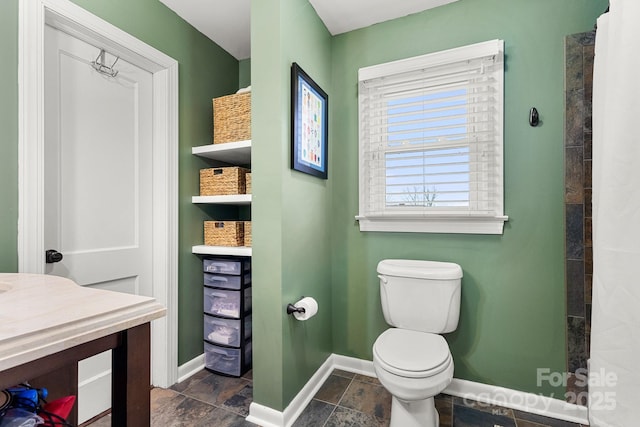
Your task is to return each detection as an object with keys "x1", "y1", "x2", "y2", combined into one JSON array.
[{"x1": 291, "y1": 62, "x2": 328, "y2": 179}]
